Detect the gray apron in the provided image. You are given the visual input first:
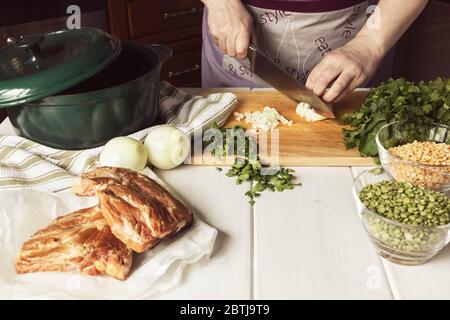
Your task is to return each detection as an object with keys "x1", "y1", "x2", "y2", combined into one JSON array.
[{"x1": 202, "y1": 1, "x2": 369, "y2": 88}]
